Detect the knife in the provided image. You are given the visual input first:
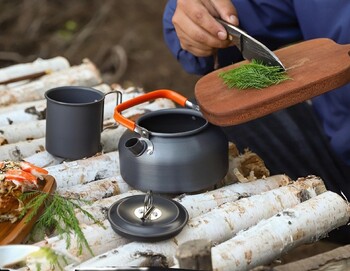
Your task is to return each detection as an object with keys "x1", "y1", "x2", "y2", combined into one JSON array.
[{"x1": 216, "y1": 18, "x2": 286, "y2": 70}]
